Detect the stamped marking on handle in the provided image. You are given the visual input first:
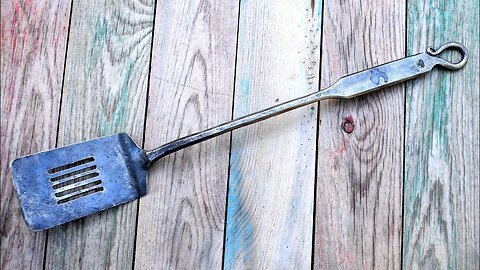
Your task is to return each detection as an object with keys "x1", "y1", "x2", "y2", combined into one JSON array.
[{"x1": 369, "y1": 68, "x2": 388, "y2": 85}]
